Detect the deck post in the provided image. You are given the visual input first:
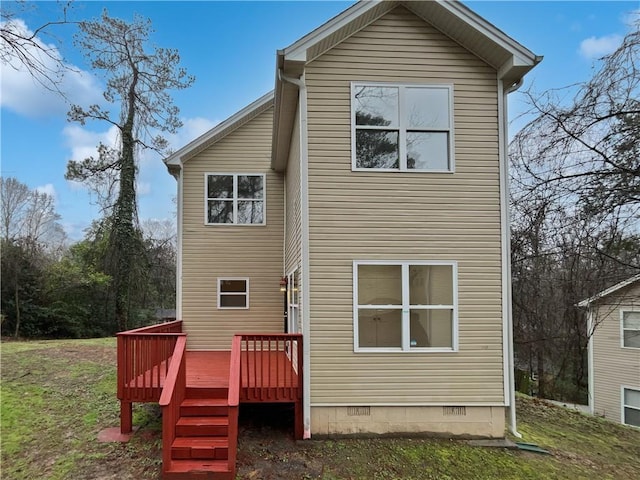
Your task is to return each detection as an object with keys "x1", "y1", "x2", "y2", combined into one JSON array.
[
  {"x1": 294, "y1": 399, "x2": 303, "y2": 440},
  {"x1": 120, "y1": 401, "x2": 133, "y2": 434}
]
